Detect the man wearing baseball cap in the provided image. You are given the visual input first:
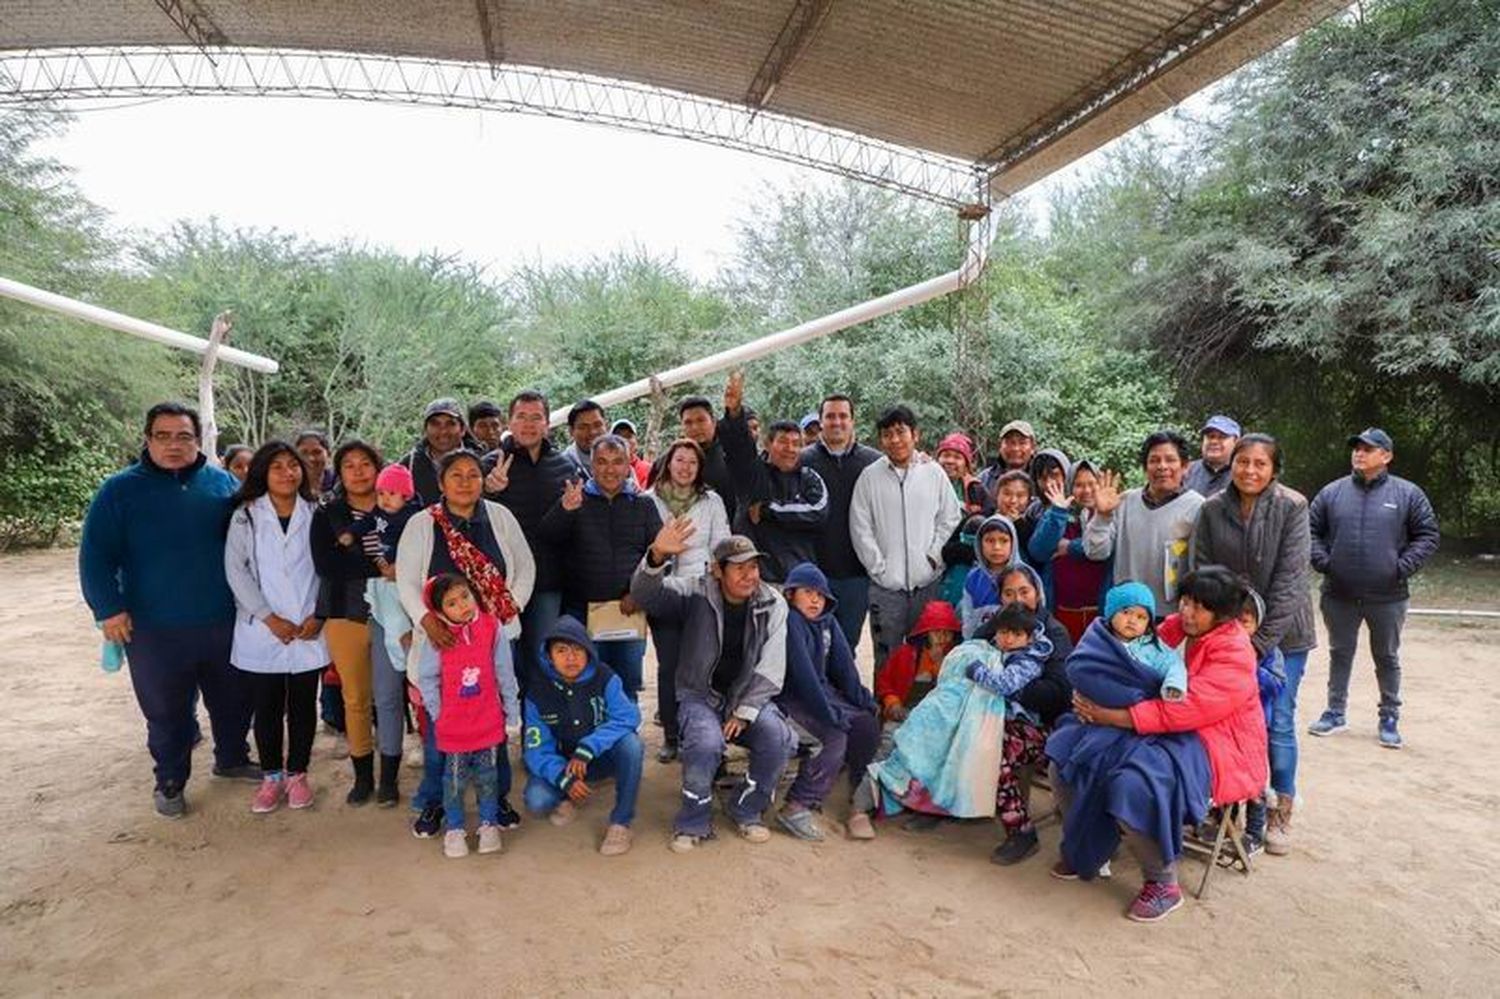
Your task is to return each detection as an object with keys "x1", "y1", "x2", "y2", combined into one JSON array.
[
  {"x1": 1184, "y1": 414, "x2": 1241, "y2": 498},
  {"x1": 630, "y1": 525, "x2": 796, "y2": 851},
  {"x1": 978, "y1": 419, "x2": 1037, "y2": 498},
  {"x1": 1306, "y1": 428, "x2": 1439, "y2": 749},
  {"x1": 397, "y1": 397, "x2": 480, "y2": 505}
]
